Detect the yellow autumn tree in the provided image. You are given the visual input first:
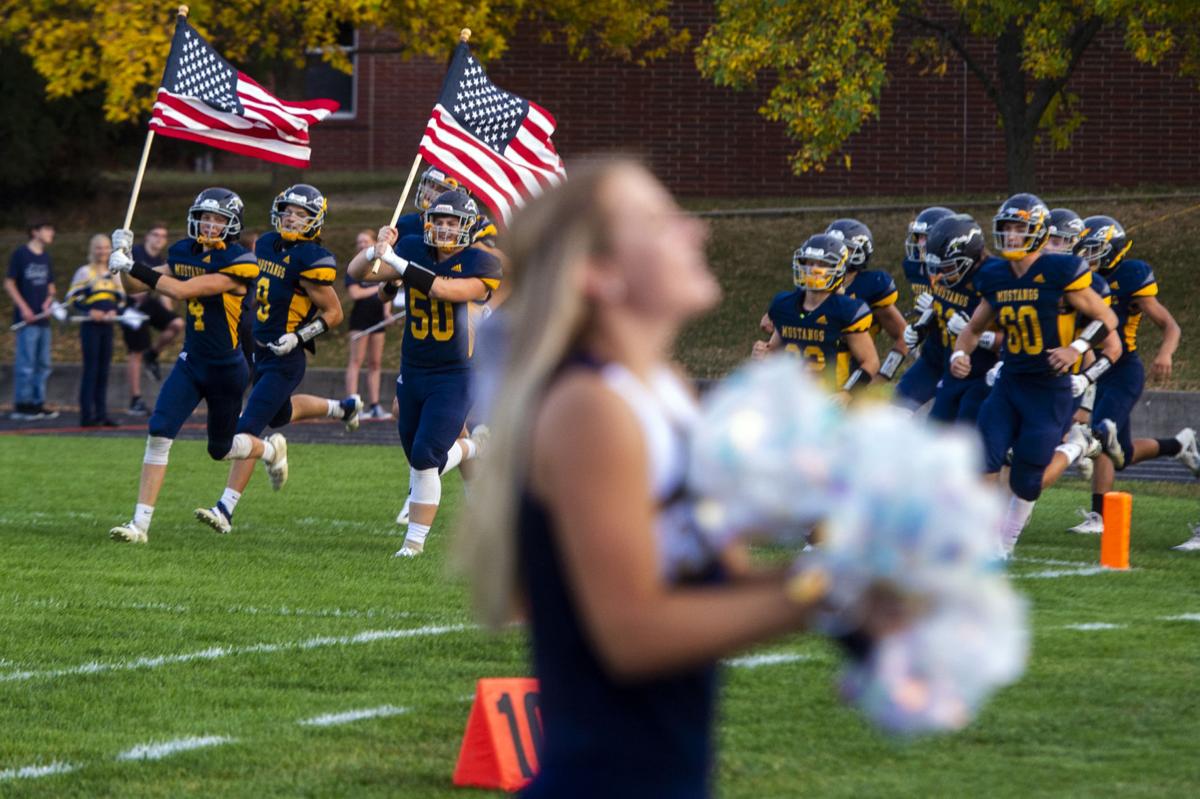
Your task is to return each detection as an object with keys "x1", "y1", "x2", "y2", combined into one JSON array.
[{"x1": 696, "y1": 0, "x2": 1200, "y2": 190}]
